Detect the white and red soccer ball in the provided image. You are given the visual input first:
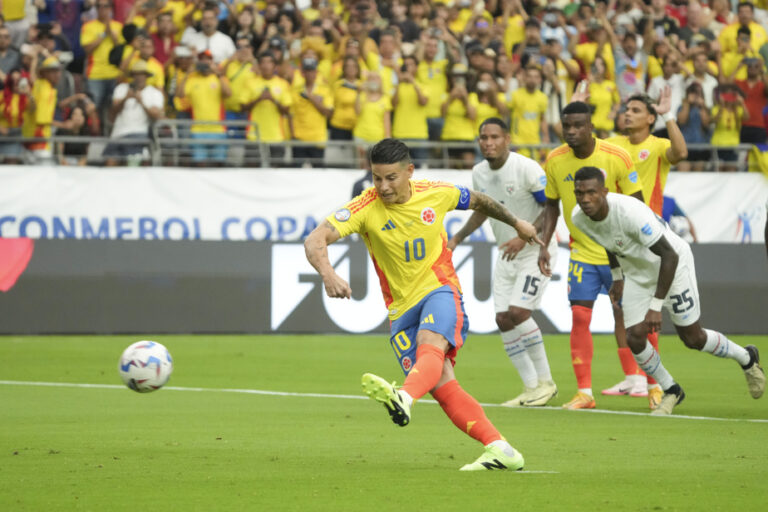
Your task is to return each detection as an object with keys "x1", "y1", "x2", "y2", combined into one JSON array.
[{"x1": 118, "y1": 341, "x2": 173, "y2": 393}]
